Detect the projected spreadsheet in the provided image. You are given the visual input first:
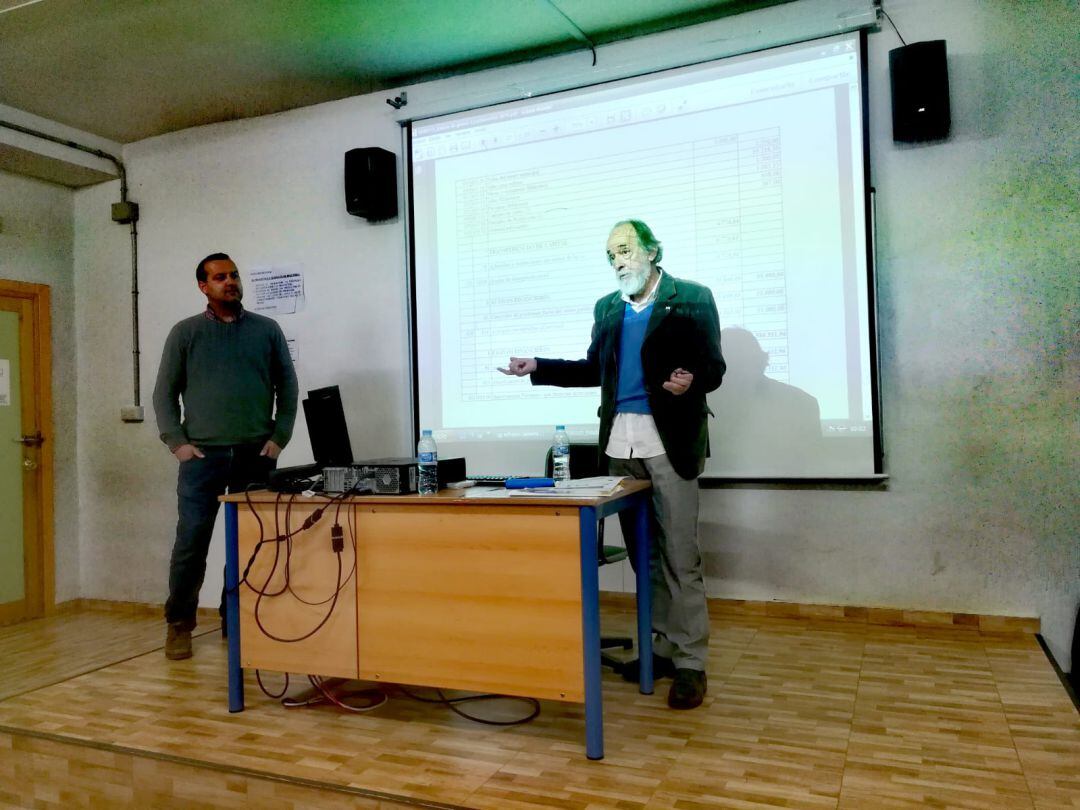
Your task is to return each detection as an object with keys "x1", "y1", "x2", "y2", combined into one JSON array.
[
  {"x1": 450, "y1": 126, "x2": 790, "y2": 408},
  {"x1": 411, "y1": 32, "x2": 877, "y2": 475}
]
